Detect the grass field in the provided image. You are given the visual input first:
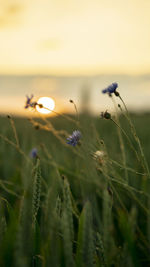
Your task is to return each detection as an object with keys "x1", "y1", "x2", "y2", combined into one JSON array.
[{"x1": 0, "y1": 101, "x2": 150, "y2": 266}]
